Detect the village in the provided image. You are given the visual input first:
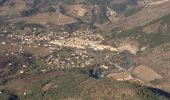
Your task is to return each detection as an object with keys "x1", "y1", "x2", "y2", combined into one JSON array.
[
  {"x1": 0, "y1": 22, "x2": 129, "y2": 79},
  {"x1": 0, "y1": 22, "x2": 163, "y2": 85},
  {"x1": 0, "y1": 0, "x2": 170, "y2": 99}
]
